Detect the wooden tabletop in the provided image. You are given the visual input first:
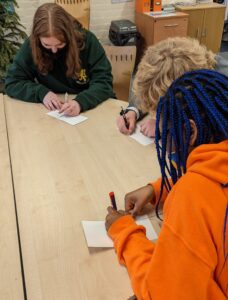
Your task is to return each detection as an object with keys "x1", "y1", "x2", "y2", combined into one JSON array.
[
  {"x1": 0, "y1": 94, "x2": 24, "y2": 299},
  {"x1": 4, "y1": 96, "x2": 160, "y2": 300}
]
